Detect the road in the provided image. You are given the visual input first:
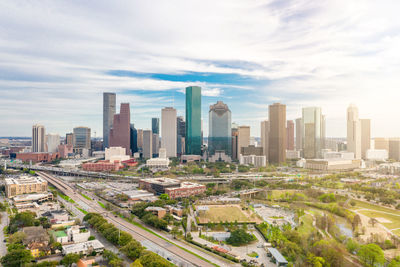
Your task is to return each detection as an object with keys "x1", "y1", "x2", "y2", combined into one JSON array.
[
  {"x1": 0, "y1": 211, "x2": 7, "y2": 257},
  {"x1": 38, "y1": 171, "x2": 224, "y2": 267}
]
